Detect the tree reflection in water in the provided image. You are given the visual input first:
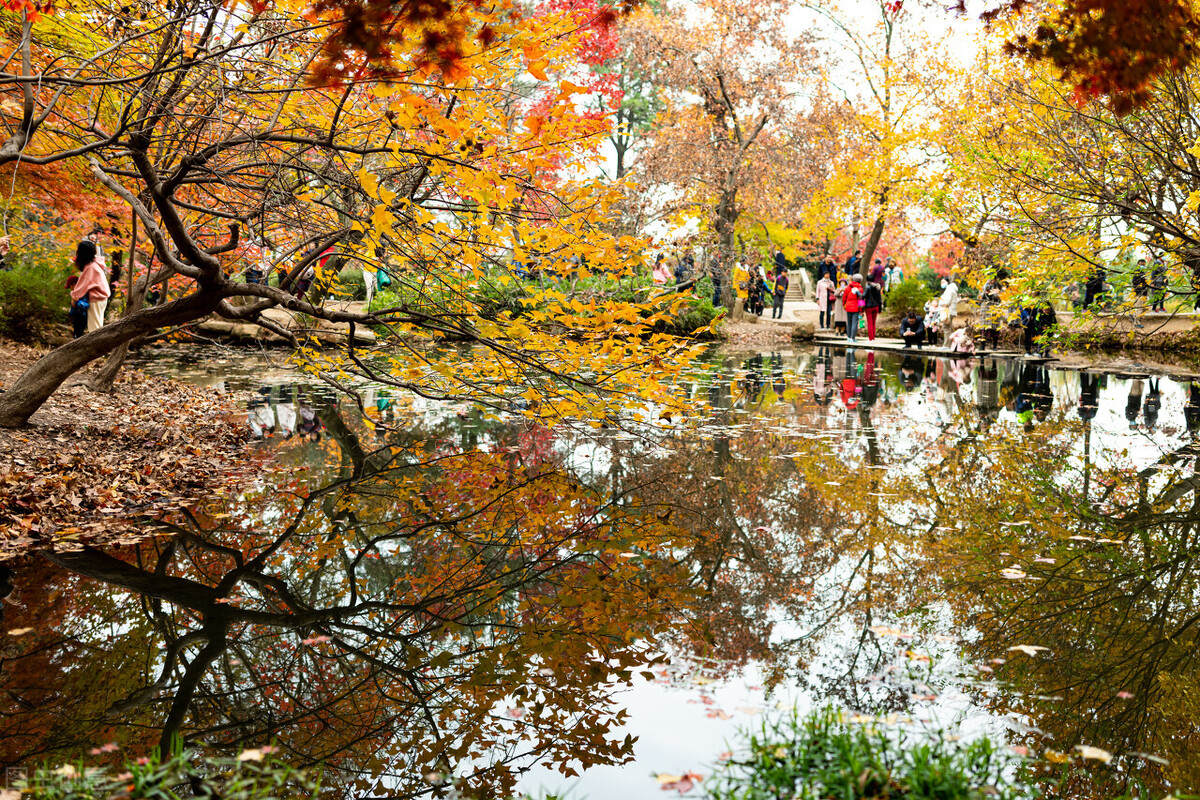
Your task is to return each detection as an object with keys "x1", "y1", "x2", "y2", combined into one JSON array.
[
  {"x1": 1, "y1": 402, "x2": 696, "y2": 798},
  {"x1": 5, "y1": 349, "x2": 1200, "y2": 797}
]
